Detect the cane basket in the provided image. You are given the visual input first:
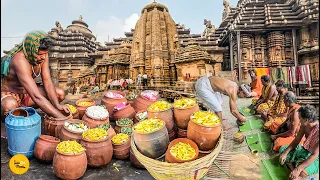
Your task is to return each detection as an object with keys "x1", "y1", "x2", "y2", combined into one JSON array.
[{"x1": 131, "y1": 129, "x2": 224, "y2": 180}]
